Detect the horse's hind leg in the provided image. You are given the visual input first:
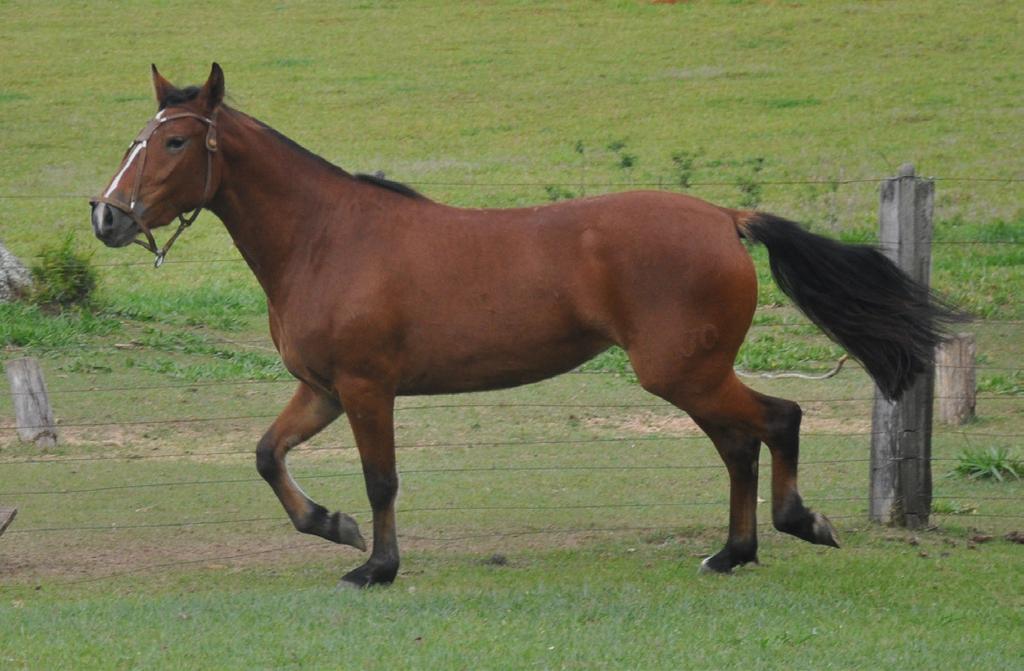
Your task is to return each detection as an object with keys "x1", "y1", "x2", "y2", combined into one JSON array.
[
  {"x1": 689, "y1": 416, "x2": 762, "y2": 573},
  {"x1": 686, "y1": 379, "x2": 839, "y2": 565},
  {"x1": 257, "y1": 382, "x2": 366, "y2": 551},
  {"x1": 631, "y1": 355, "x2": 764, "y2": 572},
  {"x1": 755, "y1": 391, "x2": 839, "y2": 549},
  {"x1": 635, "y1": 363, "x2": 837, "y2": 572}
]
